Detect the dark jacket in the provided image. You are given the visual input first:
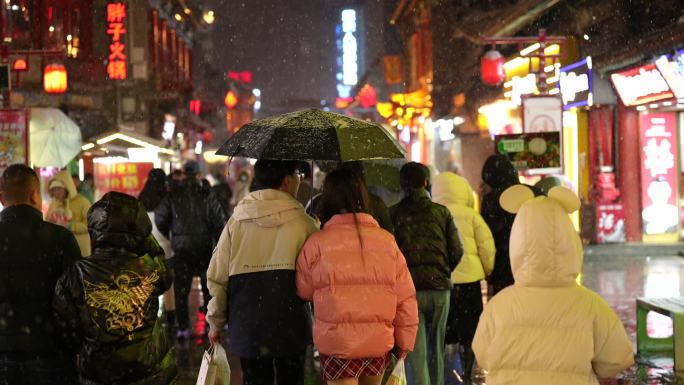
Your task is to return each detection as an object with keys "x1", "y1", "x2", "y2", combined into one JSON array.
[
  {"x1": 155, "y1": 177, "x2": 226, "y2": 255},
  {"x1": 480, "y1": 155, "x2": 519, "y2": 289},
  {"x1": 0, "y1": 205, "x2": 80, "y2": 359},
  {"x1": 210, "y1": 181, "x2": 233, "y2": 219},
  {"x1": 53, "y1": 192, "x2": 176, "y2": 385},
  {"x1": 390, "y1": 188, "x2": 463, "y2": 291}
]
